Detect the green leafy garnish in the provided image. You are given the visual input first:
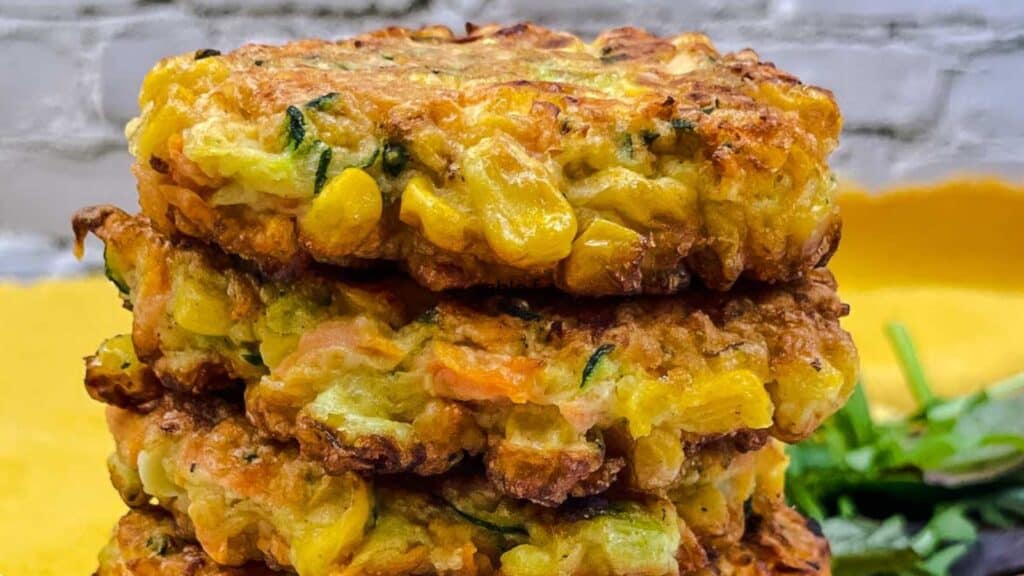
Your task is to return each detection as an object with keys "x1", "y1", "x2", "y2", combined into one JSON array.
[{"x1": 787, "y1": 322, "x2": 1024, "y2": 575}]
